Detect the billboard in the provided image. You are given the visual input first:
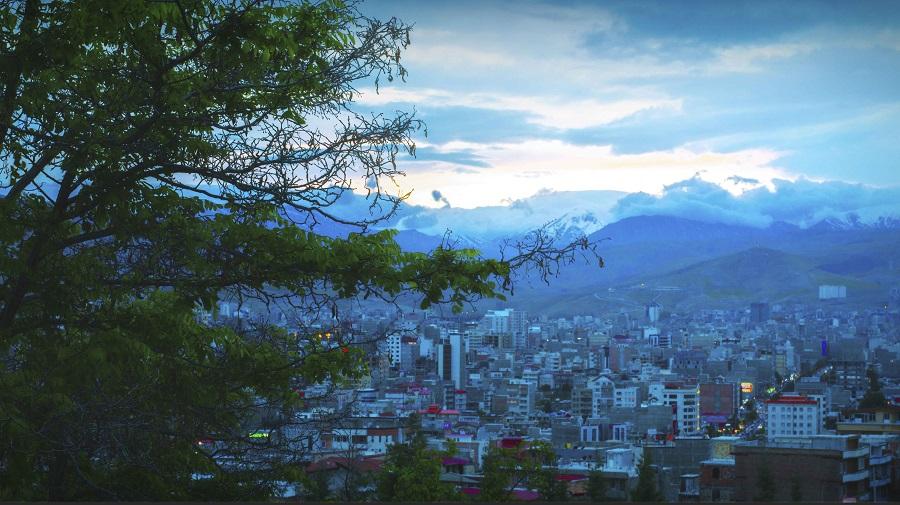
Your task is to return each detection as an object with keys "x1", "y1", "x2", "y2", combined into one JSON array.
[{"x1": 740, "y1": 382, "x2": 754, "y2": 393}]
